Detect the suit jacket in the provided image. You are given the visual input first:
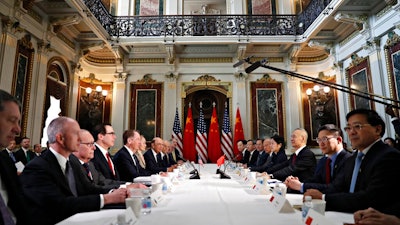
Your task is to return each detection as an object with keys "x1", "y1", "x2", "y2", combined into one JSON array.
[
  {"x1": 255, "y1": 151, "x2": 268, "y2": 166},
  {"x1": 0, "y1": 150, "x2": 16, "y2": 163},
  {"x1": 302, "y1": 149, "x2": 352, "y2": 192},
  {"x1": 173, "y1": 148, "x2": 183, "y2": 161},
  {"x1": 92, "y1": 146, "x2": 119, "y2": 180},
  {"x1": 240, "y1": 149, "x2": 250, "y2": 164},
  {"x1": 143, "y1": 149, "x2": 167, "y2": 174},
  {"x1": 20, "y1": 150, "x2": 101, "y2": 225},
  {"x1": 247, "y1": 150, "x2": 259, "y2": 167},
  {"x1": 267, "y1": 146, "x2": 316, "y2": 182},
  {"x1": 0, "y1": 152, "x2": 30, "y2": 225},
  {"x1": 324, "y1": 140, "x2": 400, "y2": 213},
  {"x1": 69, "y1": 154, "x2": 113, "y2": 194},
  {"x1": 168, "y1": 152, "x2": 177, "y2": 165},
  {"x1": 113, "y1": 147, "x2": 151, "y2": 182},
  {"x1": 14, "y1": 148, "x2": 36, "y2": 165}
]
